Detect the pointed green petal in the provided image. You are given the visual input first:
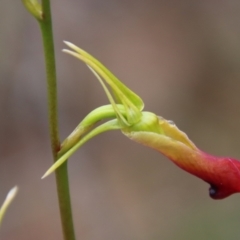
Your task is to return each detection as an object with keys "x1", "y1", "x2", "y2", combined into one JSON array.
[
  {"x1": 157, "y1": 117, "x2": 197, "y2": 150},
  {"x1": 63, "y1": 41, "x2": 144, "y2": 110},
  {"x1": 63, "y1": 48, "x2": 141, "y2": 124},
  {"x1": 123, "y1": 130, "x2": 198, "y2": 166},
  {"x1": 122, "y1": 115, "x2": 197, "y2": 155},
  {"x1": 63, "y1": 41, "x2": 143, "y2": 124},
  {"x1": 87, "y1": 66, "x2": 129, "y2": 126},
  {"x1": 42, "y1": 119, "x2": 122, "y2": 178}
]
